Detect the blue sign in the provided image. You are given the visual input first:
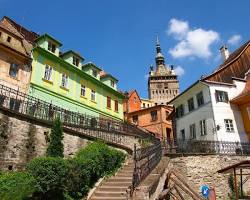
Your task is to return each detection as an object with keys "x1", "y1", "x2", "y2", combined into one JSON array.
[{"x1": 200, "y1": 185, "x2": 210, "y2": 198}]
